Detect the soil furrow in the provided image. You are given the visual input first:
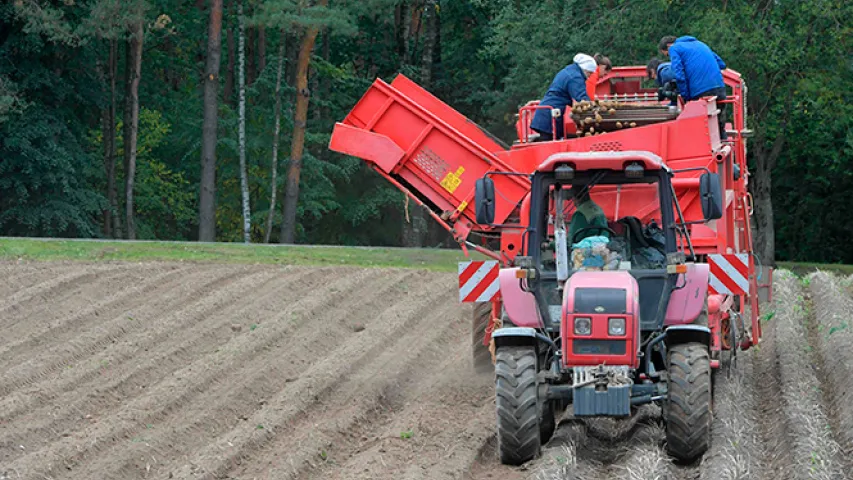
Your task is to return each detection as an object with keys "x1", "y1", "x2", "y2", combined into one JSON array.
[
  {"x1": 82, "y1": 269, "x2": 425, "y2": 480},
  {"x1": 805, "y1": 272, "x2": 853, "y2": 461},
  {"x1": 6, "y1": 268, "x2": 416, "y2": 479},
  {"x1": 226, "y1": 295, "x2": 468, "y2": 480},
  {"x1": 314, "y1": 348, "x2": 494, "y2": 480},
  {"x1": 753, "y1": 272, "x2": 845, "y2": 480},
  {"x1": 0, "y1": 267, "x2": 302, "y2": 460},
  {"x1": 699, "y1": 349, "x2": 765, "y2": 480},
  {"x1": 0, "y1": 263, "x2": 187, "y2": 358},
  {"x1": 0, "y1": 265, "x2": 241, "y2": 397},
  {"x1": 0, "y1": 262, "x2": 81, "y2": 298},
  {"x1": 0, "y1": 264, "x2": 131, "y2": 331},
  {"x1": 160, "y1": 275, "x2": 456, "y2": 480}
]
